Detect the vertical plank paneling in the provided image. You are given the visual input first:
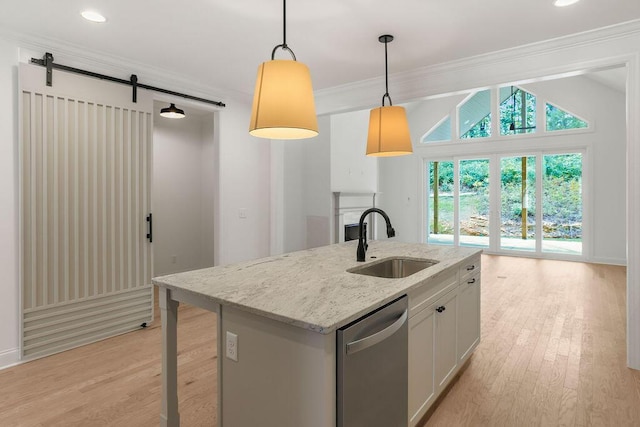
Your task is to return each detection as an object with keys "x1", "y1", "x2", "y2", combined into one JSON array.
[
  {"x1": 41, "y1": 94, "x2": 49, "y2": 307},
  {"x1": 72, "y1": 99, "x2": 80, "y2": 301},
  {"x1": 31, "y1": 93, "x2": 39, "y2": 308},
  {"x1": 52, "y1": 96, "x2": 59, "y2": 304},
  {"x1": 24, "y1": 91, "x2": 34, "y2": 309},
  {"x1": 91, "y1": 102, "x2": 98, "y2": 297},
  {"x1": 109, "y1": 106, "x2": 116, "y2": 295},
  {"x1": 134, "y1": 112, "x2": 141, "y2": 288},
  {"x1": 126, "y1": 109, "x2": 133, "y2": 290},
  {"x1": 101, "y1": 104, "x2": 108, "y2": 296},
  {"x1": 142, "y1": 113, "x2": 149, "y2": 288},
  {"x1": 83, "y1": 101, "x2": 90, "y2": 299},
  {"x1": 118, "y1": 107, "x2": 124, "y2": 293},
  {"x1": 62, "y1": 97, "x2": 70, "y2": 303},
  {"x1": 20, "y1": 64, "x2": 153, "y2": 359}
]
